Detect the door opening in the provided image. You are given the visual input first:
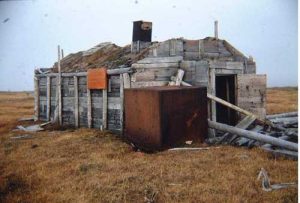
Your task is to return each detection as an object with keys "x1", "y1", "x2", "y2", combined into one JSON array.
[{"x1": 215, "y1": 75, "x2": 236, "y2": 125}]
